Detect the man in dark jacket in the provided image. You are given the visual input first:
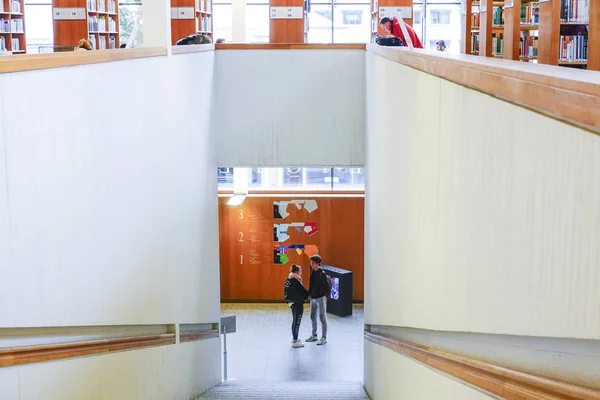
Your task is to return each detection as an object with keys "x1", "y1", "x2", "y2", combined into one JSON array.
[{"x1": 306, "y1": 255, "x2": 329, "y2": 345}]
